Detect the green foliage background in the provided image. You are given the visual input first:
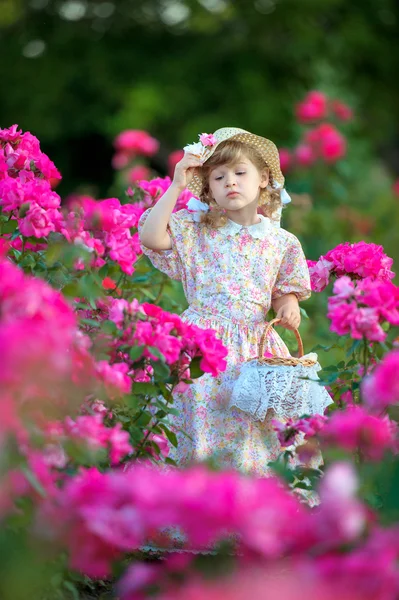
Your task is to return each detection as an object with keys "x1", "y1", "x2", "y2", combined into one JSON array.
[{"x1": 1, "y1": 0, "x2": 398, "y2": 190}]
